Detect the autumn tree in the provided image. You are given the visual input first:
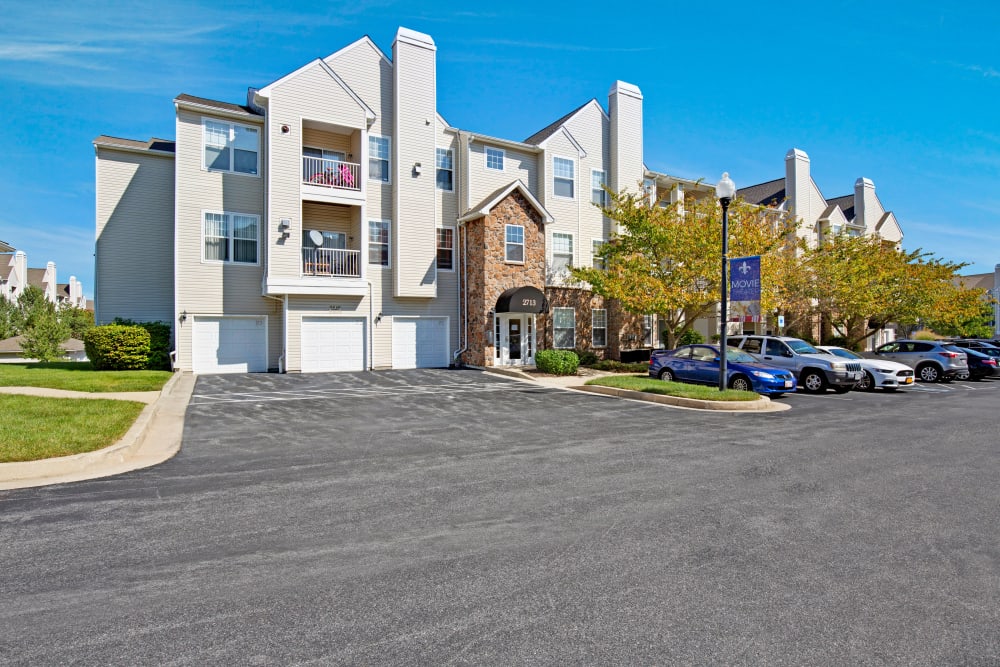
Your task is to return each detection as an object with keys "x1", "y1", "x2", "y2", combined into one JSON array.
[{"x1": 571, "y1": 190, "x2": 794, "y2": 349}]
